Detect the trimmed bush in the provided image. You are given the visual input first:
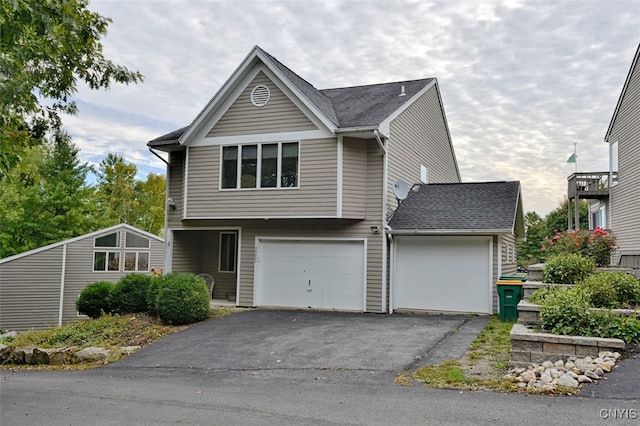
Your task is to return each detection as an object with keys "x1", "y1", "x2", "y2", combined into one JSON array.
[
  {"x1": 146, "y1": 278, "x2": 161, "y2": 315},
  {"x1": 542, "y1": 253, "x2": 595, "y2": 284},
  {"x1": 579, "y1": 273, "x2": 619, "y2": 308},
  {"x1": 538, "y1": 285, "x2": 591, "y2": 336},
  {"x1": 76, "y1": 281, "x2": 114, "y2": 318},
  {"x1": 112, "y1": 273, "x2": 153, "y2": 314},
  {"x1": 155, "y1": 273, "x2": 210, "y2": 325},
  {"x1": 611, "y1": 272, "x2": 640, "y2": 307}
]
